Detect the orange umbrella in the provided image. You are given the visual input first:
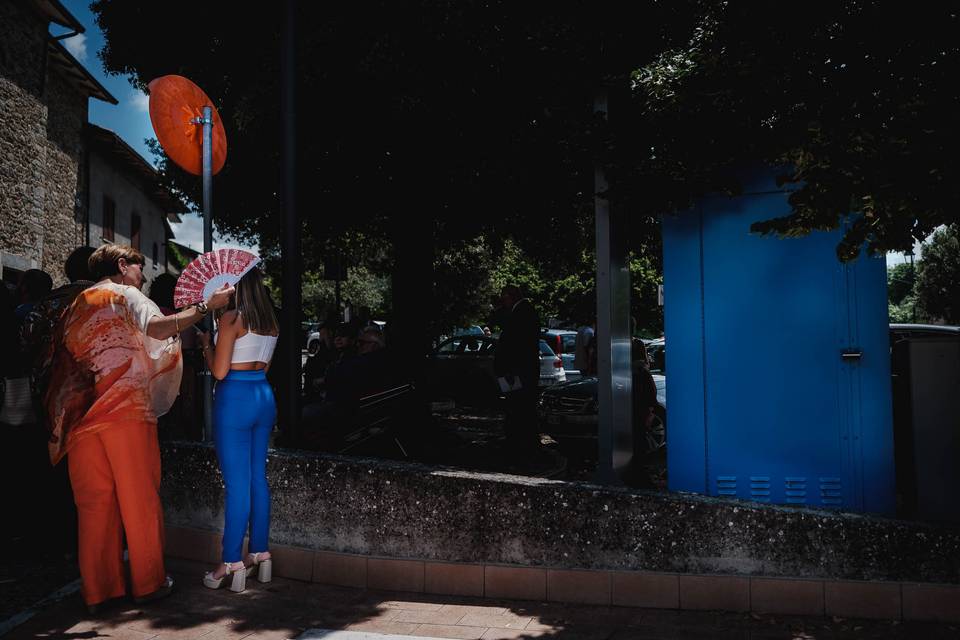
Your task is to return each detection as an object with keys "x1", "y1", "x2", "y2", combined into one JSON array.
[{"x1": 148, "y1": 75, "x2": 227, "y2": 176}]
